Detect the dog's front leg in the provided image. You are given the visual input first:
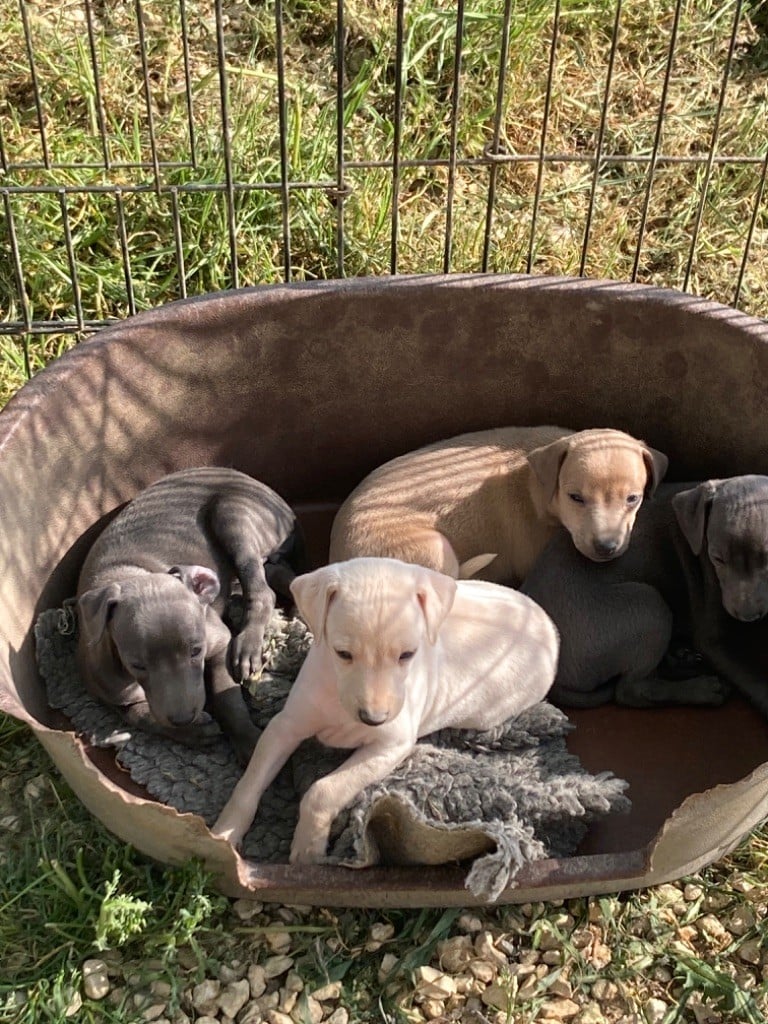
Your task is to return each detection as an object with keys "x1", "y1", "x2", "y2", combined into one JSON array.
[
  {"x1": 213, "y1": 711, "x2": 307, "y2": 848},
  {"x1": 290, "y1": 741, "x2": 413, "y2": 864}
]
